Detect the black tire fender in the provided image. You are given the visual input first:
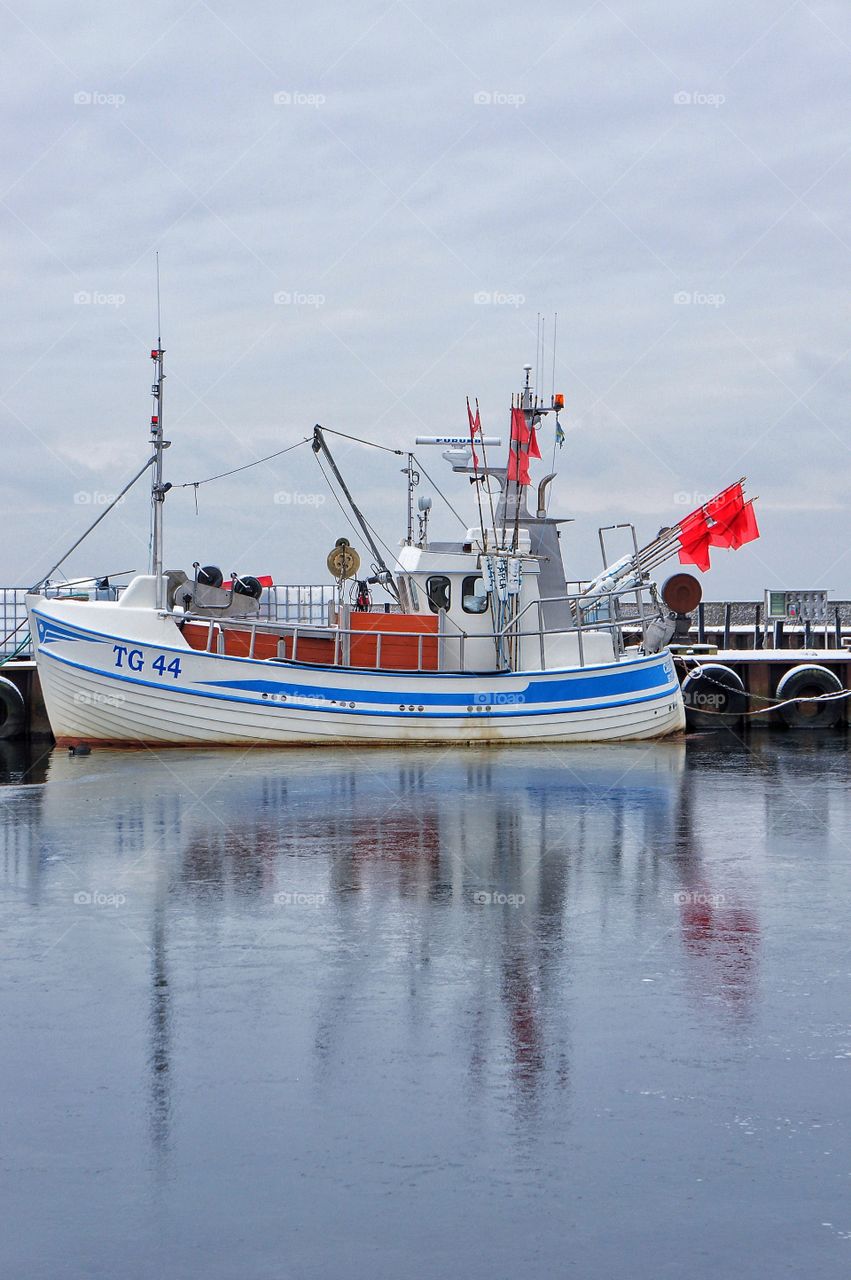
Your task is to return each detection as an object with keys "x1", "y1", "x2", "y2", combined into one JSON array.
[
  {"x1": 775, "y1": 664, "x2": 844, "y2": 729},
  {"x1": 681, "y1": 662, "x2": 746, "y2": 728},
  {"x1": 0, "y1": 675, "x2": 26, "y2": 740}
]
